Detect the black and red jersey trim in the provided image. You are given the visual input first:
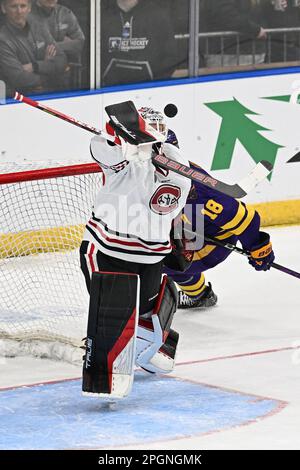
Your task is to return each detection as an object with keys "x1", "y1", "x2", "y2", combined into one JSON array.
[
  {"x1": 91, "y1": 214, "x2": 170, "y2": 247},
  {"x1": 86, "y1": 225, "x2": 172, "y2": 258}
]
